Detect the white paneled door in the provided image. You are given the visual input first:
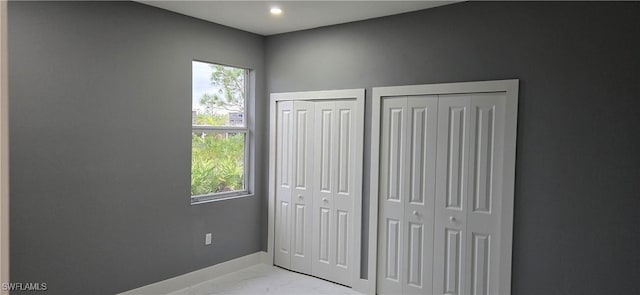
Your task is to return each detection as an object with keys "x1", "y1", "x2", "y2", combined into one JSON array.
[
  {"x1": 432, "y1": 94, "x2": 472, "y2": 295},
  {"x1": 375, "y1": 82, "x2": 516, "y2": 295},
  {"x1": 464, "y1": 93, "x2": 505, "y2": 295},
  {"x1": 432, "y1": 92, "x2": 506, "y2": 295},
  {"x1": 275, "y1": 100, "x2": 315, "y2": 274},
  {"x1": 291, "y1": 101, "x2": 315, "y2": 274},
  {"x1": 377, "y1": 96, "x2": 437, "y2": 294},
  {"x1": 404, "y1": 96, "x2": 438, "y2": 295},
  {"x1": 377, "y1": 97, "x2": 406, "y2": 295},
  {"x1": 274, "y1": 98, "x2": 359, "y2": 288},
  {"x1": 311, "y1": 101, "x2": 334, "y2": 280},
  {"x1": 275, "y1": 101, "x2": 293, "y2": 269},
  {"x1": 312, "y1": 100, "x2": 357, "y2": 286}
]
